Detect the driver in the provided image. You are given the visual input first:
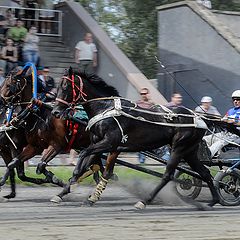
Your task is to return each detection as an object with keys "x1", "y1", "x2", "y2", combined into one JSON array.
[{"x1": 203, "y1": 90, "x2": 240, "y2": 157}]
